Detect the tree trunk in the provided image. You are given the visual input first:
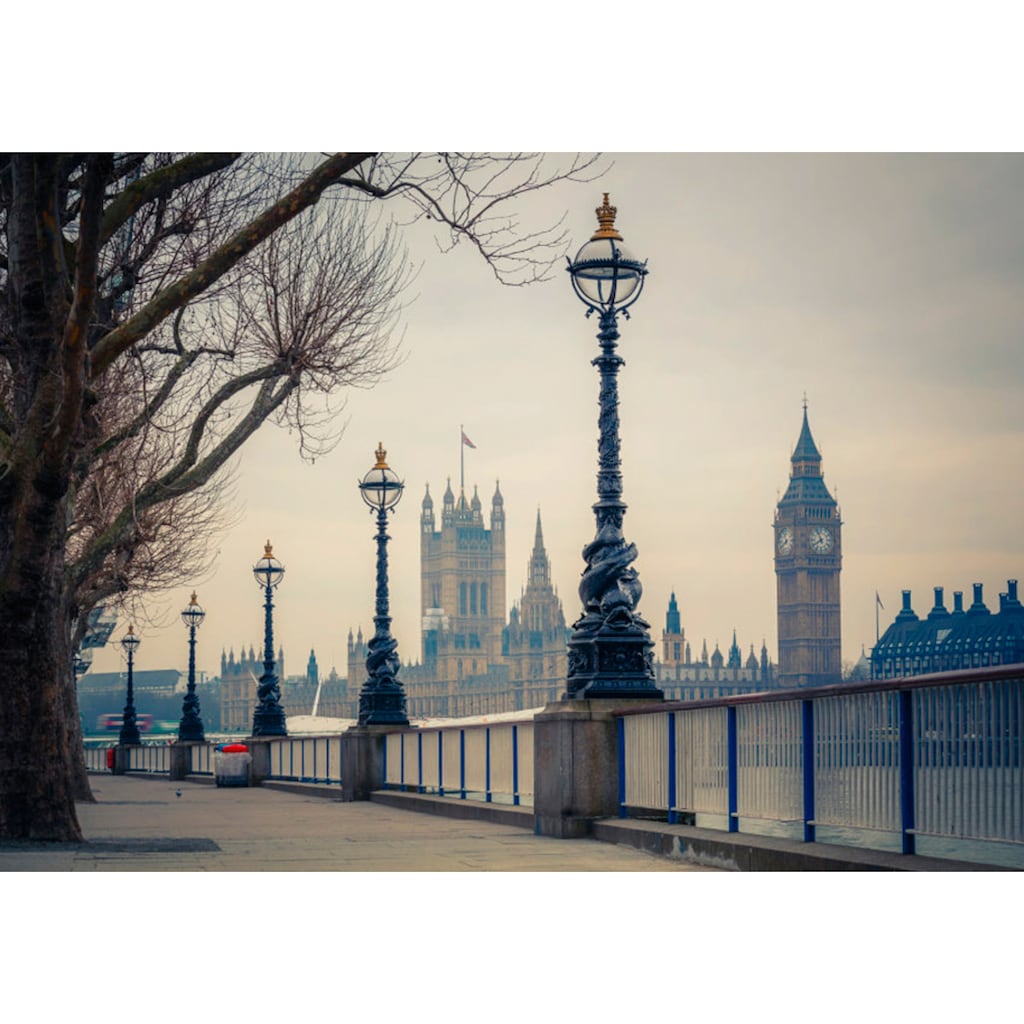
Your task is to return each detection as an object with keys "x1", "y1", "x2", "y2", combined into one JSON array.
[
  {"x1": 0, "y1": 154, "x2": 87, "y2": 840},
  {"x1": 0, "y1": 489, "x2": 84, "y2": 841}
]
